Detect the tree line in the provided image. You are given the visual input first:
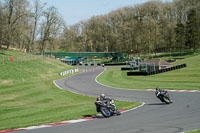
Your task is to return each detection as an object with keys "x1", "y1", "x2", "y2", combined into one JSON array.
[
  {"x1": 0, "y1": 0, "x2": 64, "y2": 55},
  {"x1": 0, "y1": 0, "x2": 200, "y2": 56}
]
